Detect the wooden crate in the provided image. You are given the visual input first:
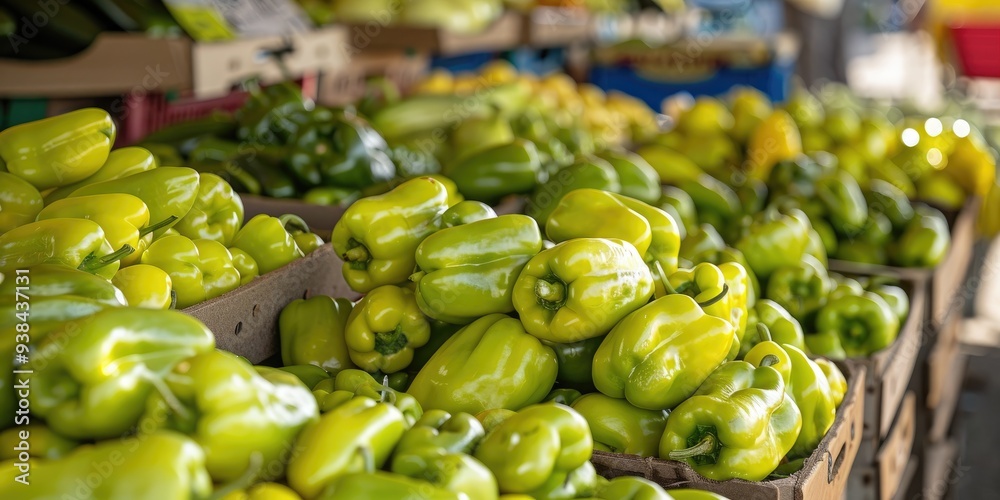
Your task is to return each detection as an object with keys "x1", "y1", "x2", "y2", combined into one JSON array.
[
  {"x1": 591, "y1": 364, "x2": 865, "y2": 500},
  {"x1": 847, "y1": 393, "x2": 917, "y2": 500},
  {"x1": 183, "y1": 244, "x2": 356, "y2": 363},
  {"x1": 347, "y1": 13, "x2": 522, "y2": 55},
  {"x1": 855, "y1": 283, "x2": 926, "y2": 440}
]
